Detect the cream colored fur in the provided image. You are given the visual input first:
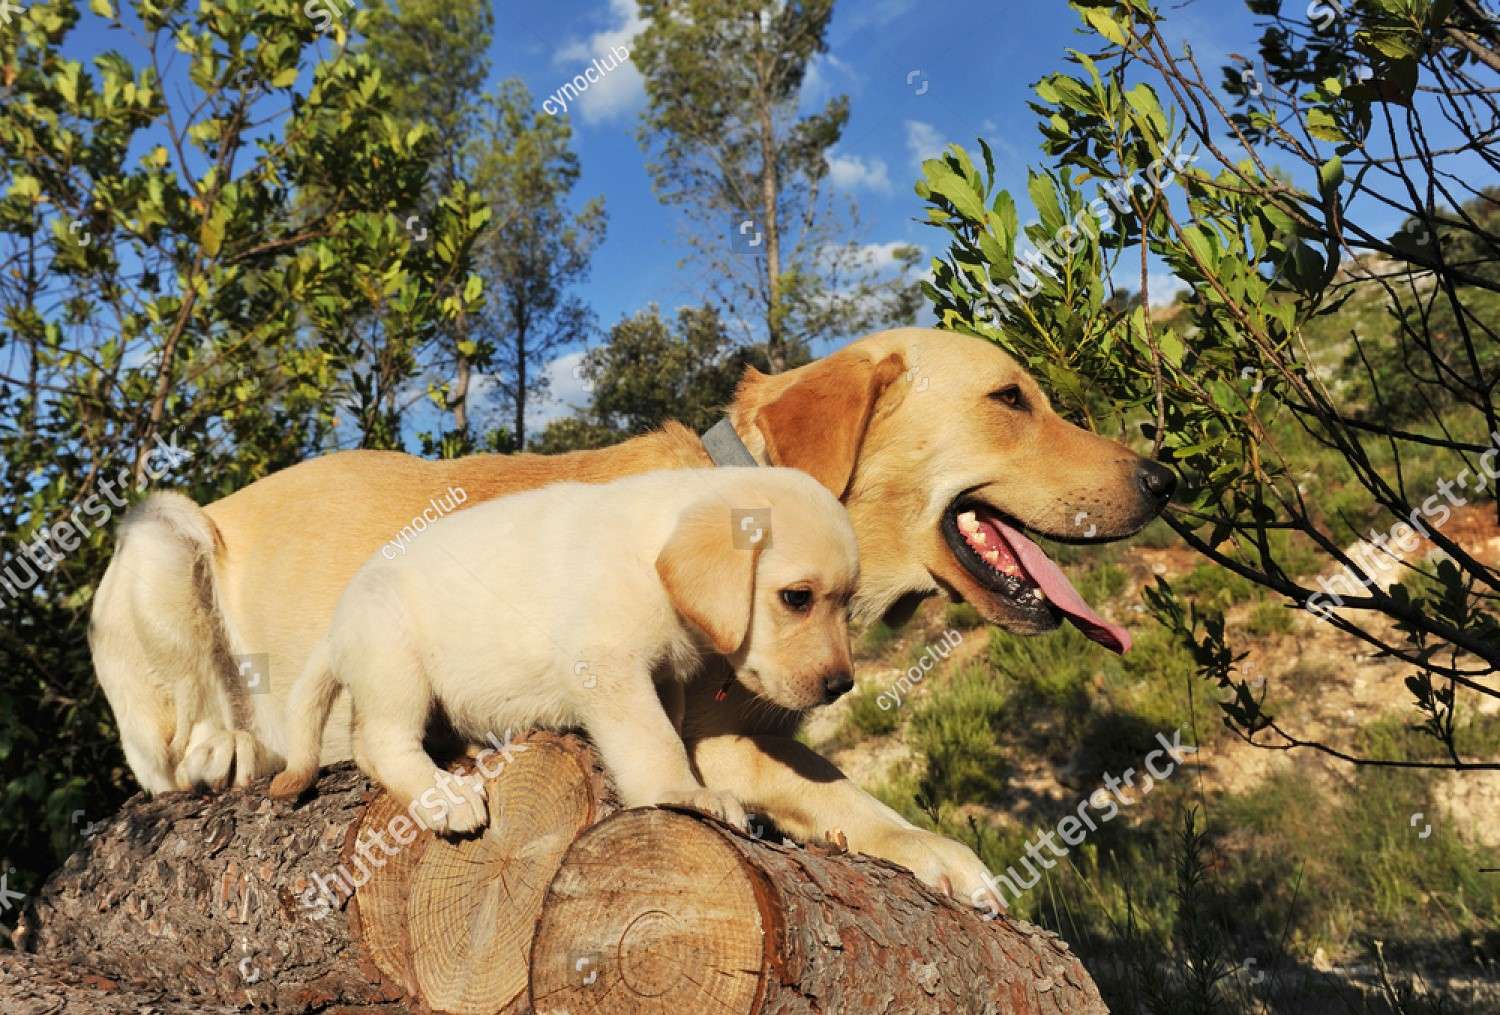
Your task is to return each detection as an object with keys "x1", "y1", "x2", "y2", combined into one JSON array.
[
  {"x1": 89, "y1": 326, "x2": 1169, "y2": 910},
  {"x1": 267, "y1": 468, "x2": 857, "y2": 834}
]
